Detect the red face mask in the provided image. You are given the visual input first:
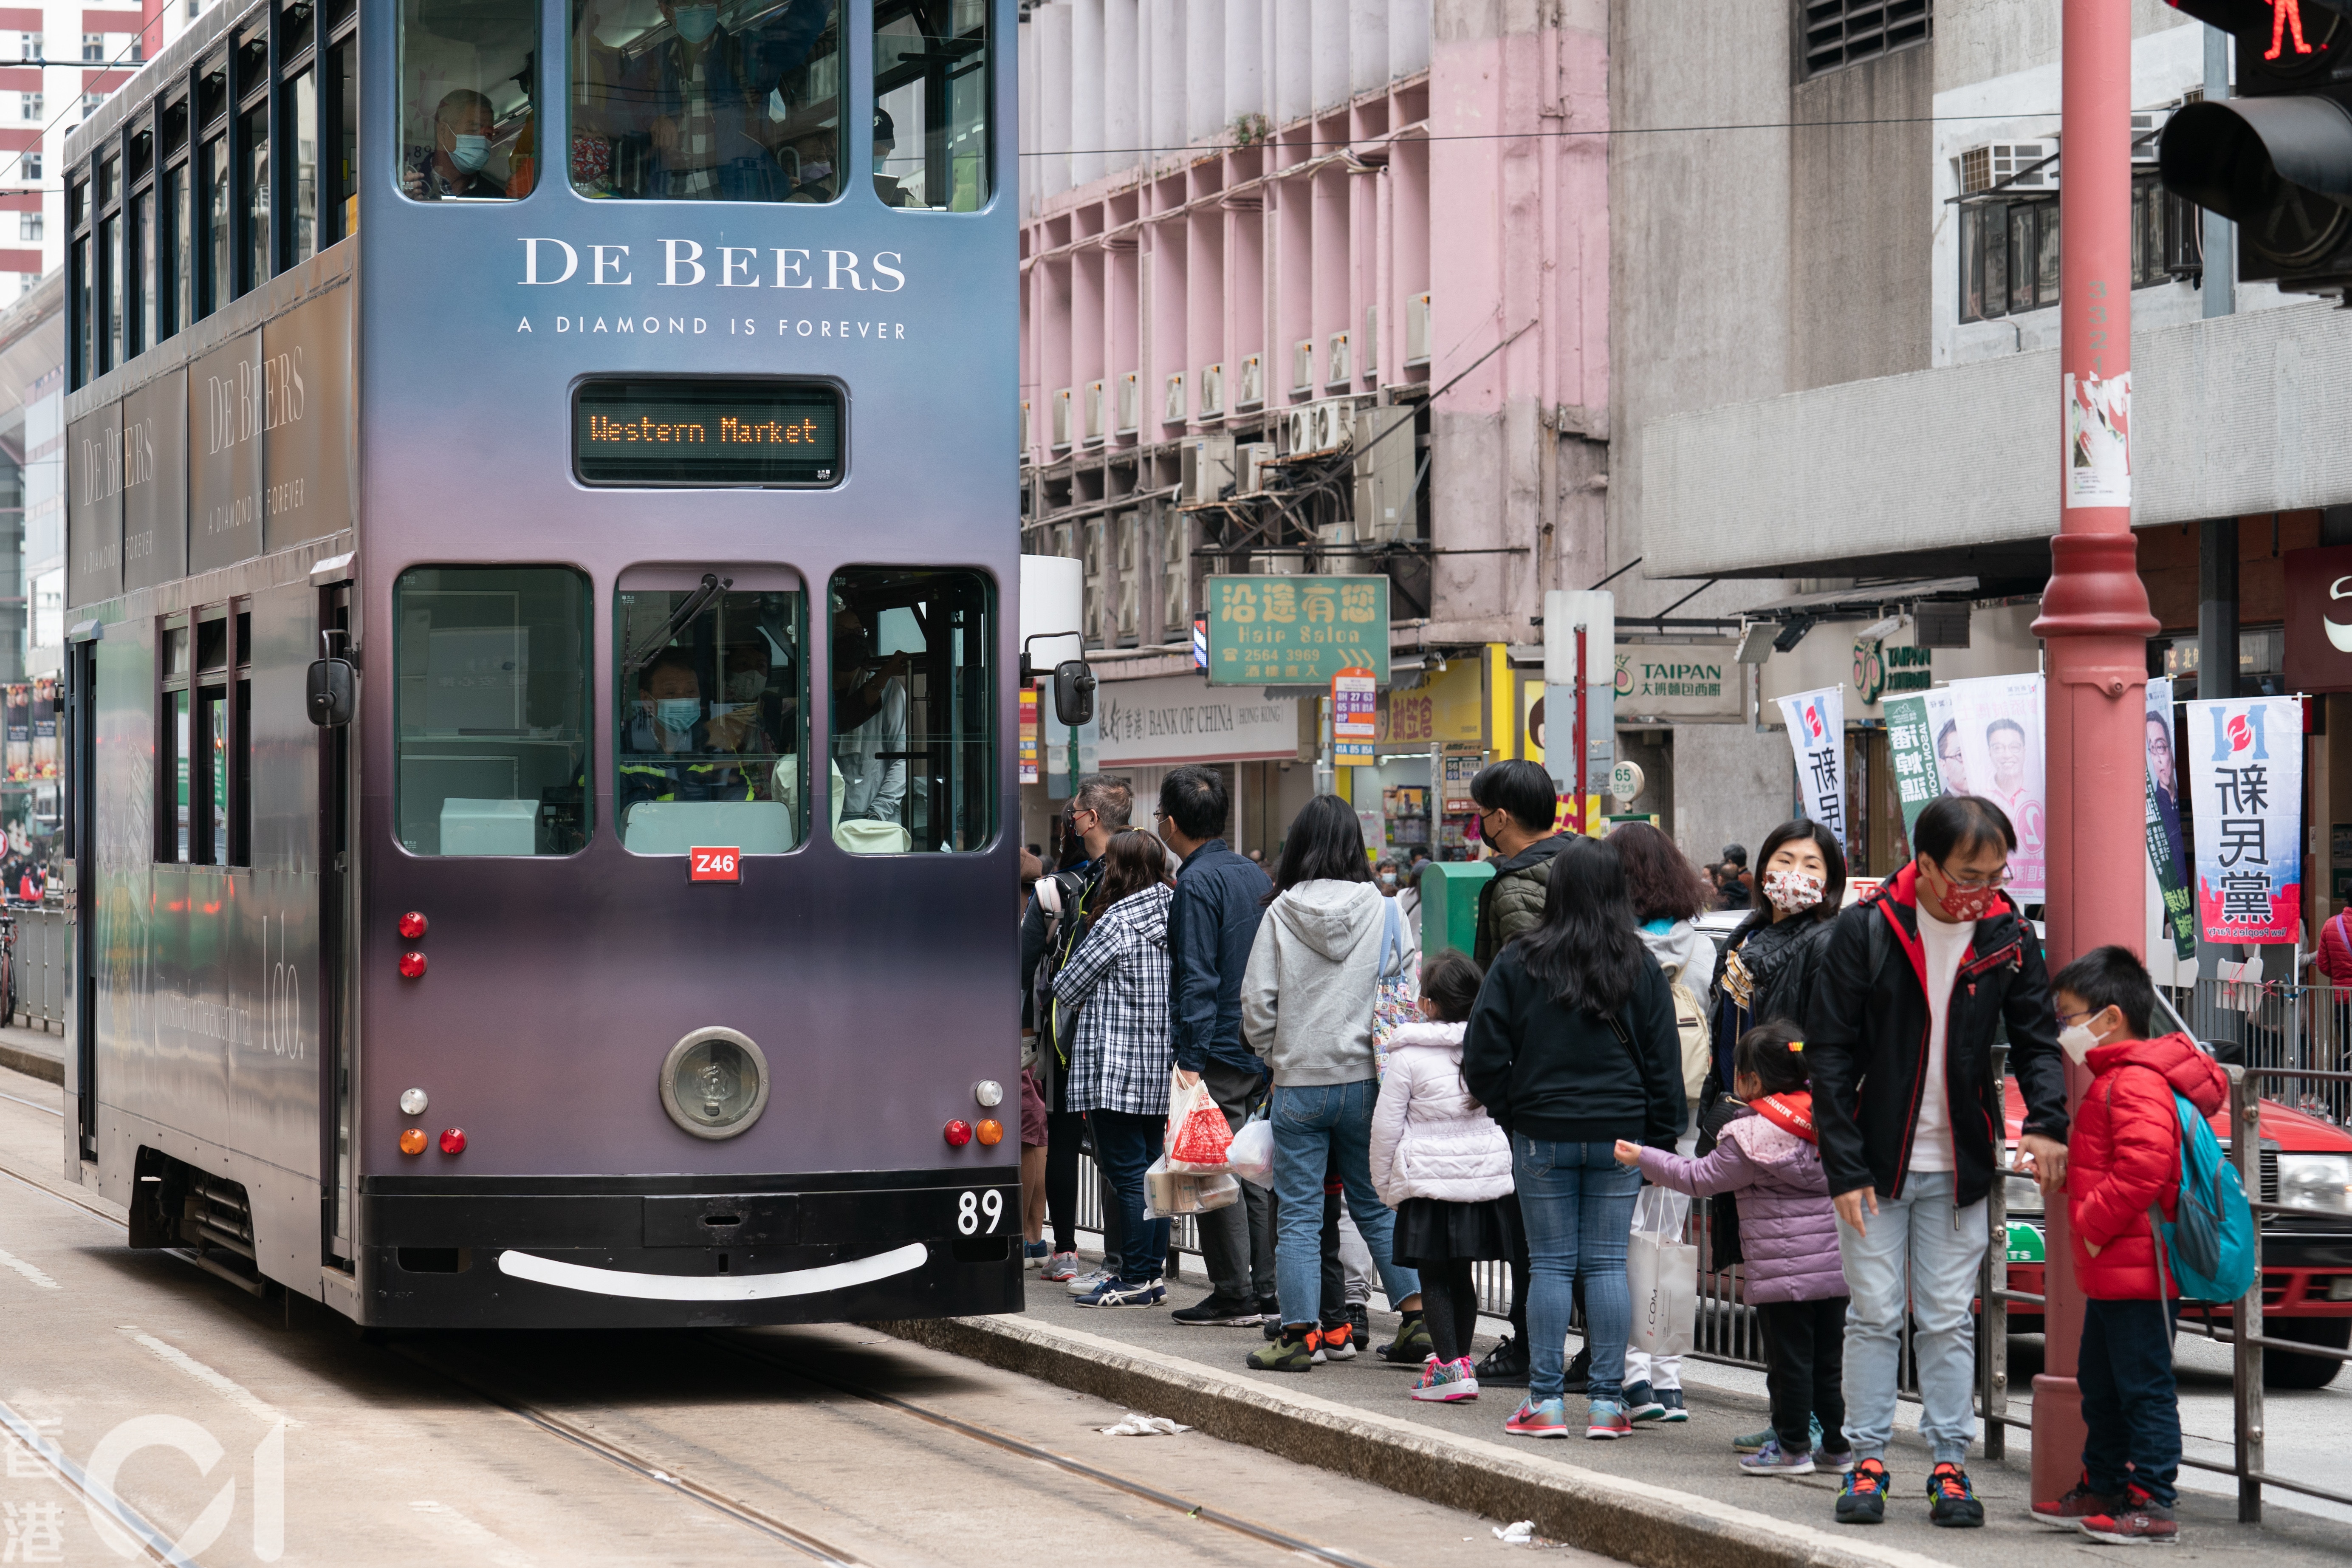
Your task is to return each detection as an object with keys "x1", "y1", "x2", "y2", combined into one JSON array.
[{"x1": 1934, "y1": 878, "x2": 2001, "y2": 923}]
